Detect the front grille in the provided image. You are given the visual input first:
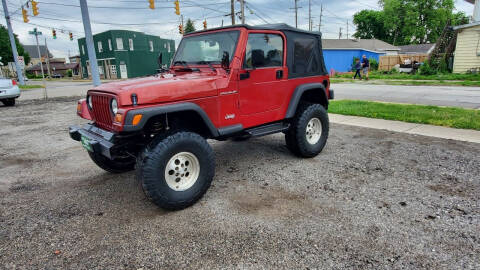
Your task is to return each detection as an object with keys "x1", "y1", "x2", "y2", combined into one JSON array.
[{"x1": 90, "y1": 94, "x2": 114, "y2": 130}]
